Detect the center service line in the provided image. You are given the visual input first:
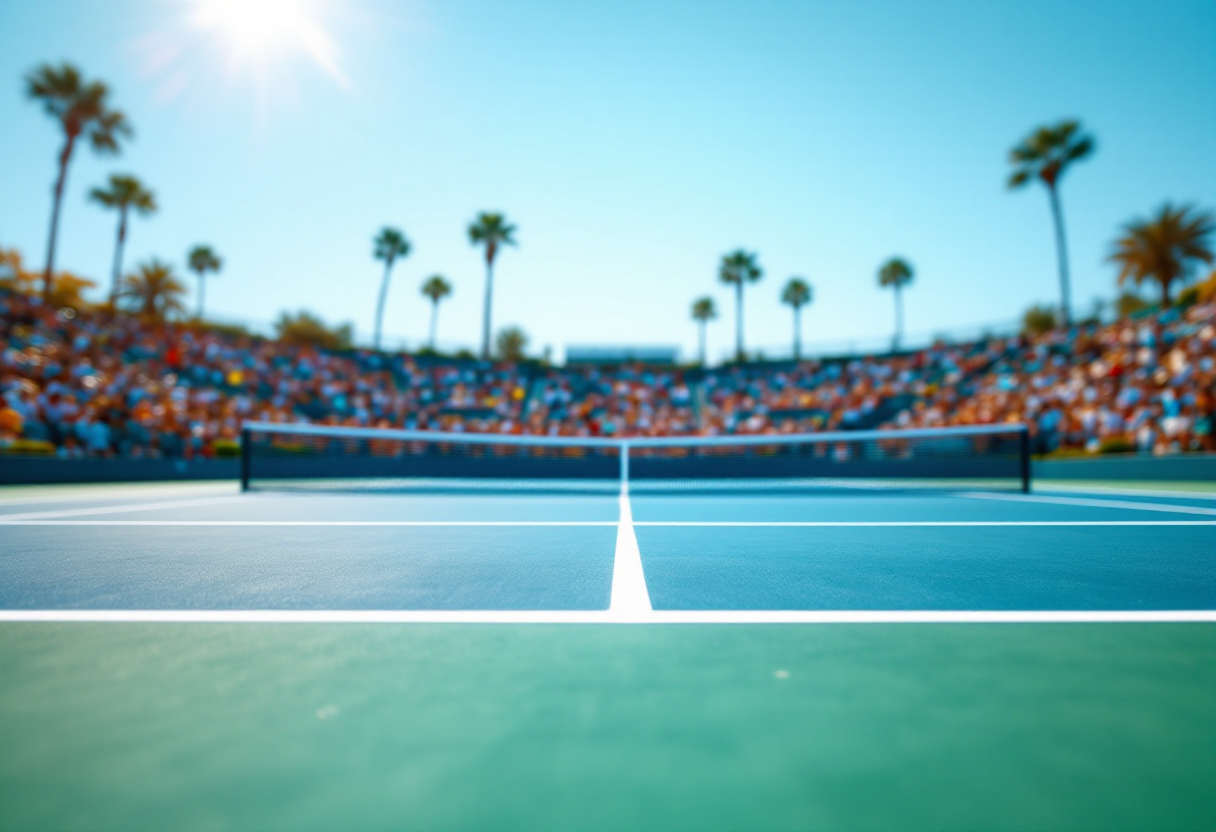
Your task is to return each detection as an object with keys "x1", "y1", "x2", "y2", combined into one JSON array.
[{"x1": 607, "y1": 481, "x2": 653, "y2": 617}]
